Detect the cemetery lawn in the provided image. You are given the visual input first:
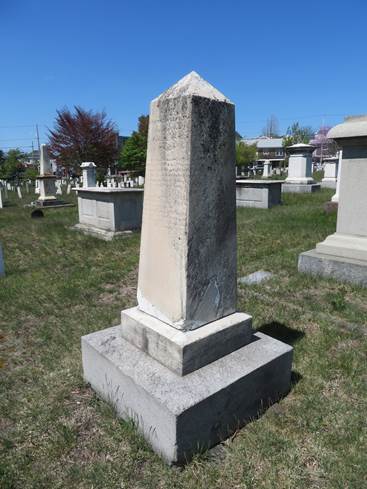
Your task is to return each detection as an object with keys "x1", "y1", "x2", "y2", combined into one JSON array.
[{"x1": 1, "y1": 189, "x2": 366, "y2": 489}]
